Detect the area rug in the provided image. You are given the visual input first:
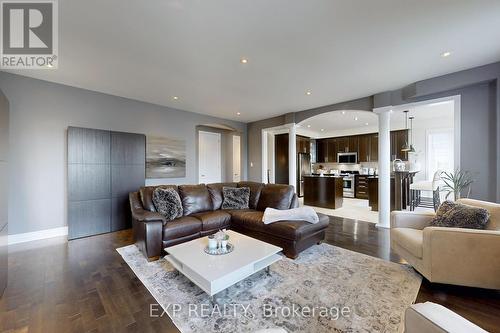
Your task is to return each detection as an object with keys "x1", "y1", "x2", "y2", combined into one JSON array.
[
  {"x1": 300, "y1": 197, "x2": 380, "y2": 224},
  {"x1": 117, "y1": 243, "x2": 421, "y2": 333}
]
